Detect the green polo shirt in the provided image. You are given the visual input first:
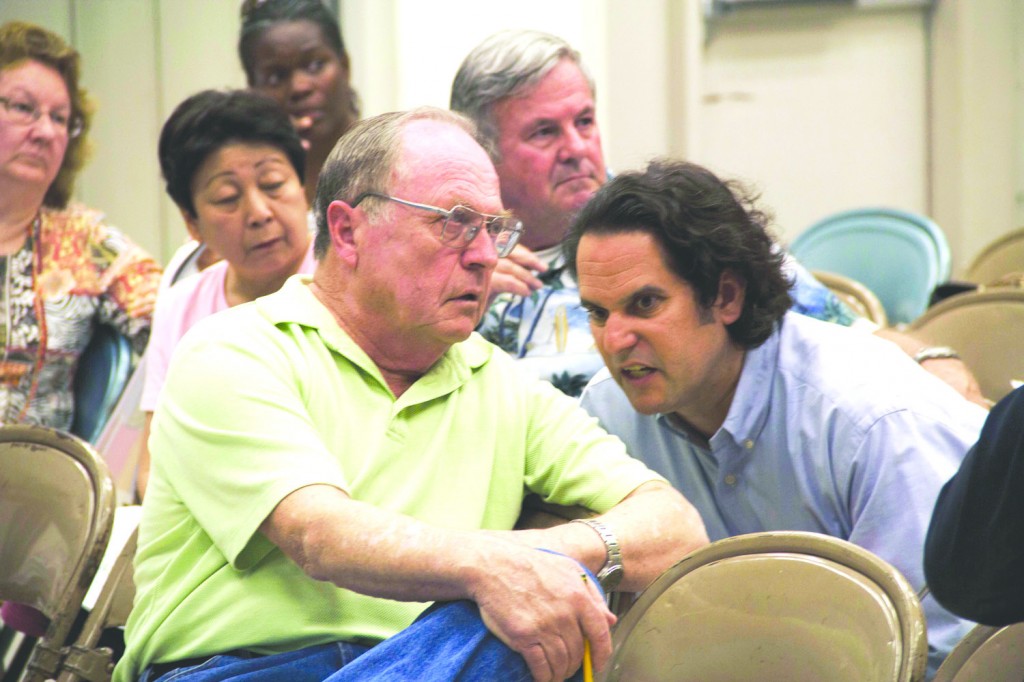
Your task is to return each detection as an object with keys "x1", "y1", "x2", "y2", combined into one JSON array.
[{"x1": 116, "y1": 275, "x2": 661, "y2": 682}]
